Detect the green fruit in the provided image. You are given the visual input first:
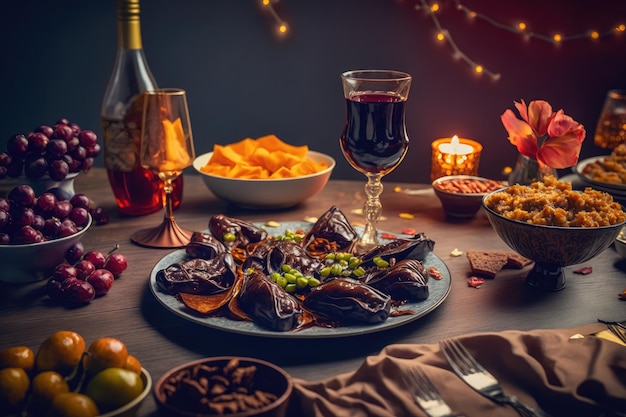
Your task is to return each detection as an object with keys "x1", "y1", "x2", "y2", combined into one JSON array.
[{"x1": 84, "y1": 367, "x2": 143, "y2": 412}]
